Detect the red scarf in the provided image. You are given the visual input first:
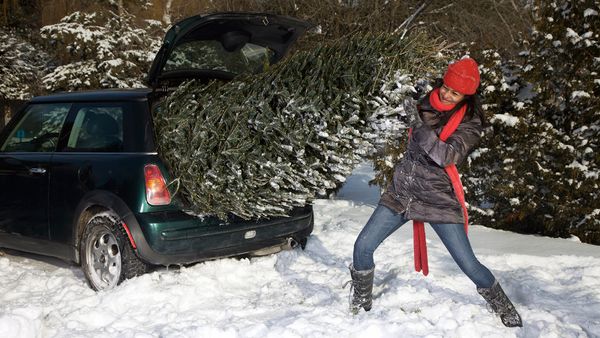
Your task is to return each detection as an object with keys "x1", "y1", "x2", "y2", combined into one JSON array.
[{"x1": 411, "y1": 88, "x2": 469, "y2": 276}]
